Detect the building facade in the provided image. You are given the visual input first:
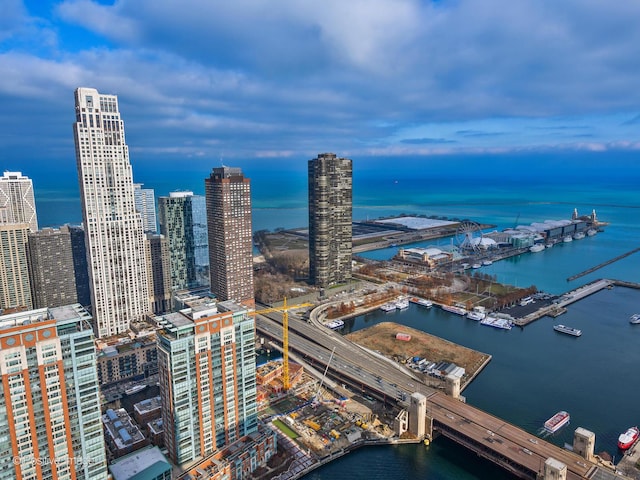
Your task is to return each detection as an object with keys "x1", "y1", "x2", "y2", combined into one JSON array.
[
  {"x1": 308, "y1": 153, "x2": 353, "y2": 287},
  {"x1": 0, "y1": 304, "x2": 107, "y2": 479},
  {"x1": 157, "y1": 300, "x2": 258, "y2": 466},
  {"x1": 134, "y1": 183, "x2": 158, "y2": 233},
  {"x1": 73, "y1": 87, "x2": 150, "y2": 337},
  {"x1": 0, "y1": 171, "x2": 38, "y2": 232},
  {"x1": 145, "y1": 233, "x2": 172, "y2": 314},
  {"x1": 27, "y1": 227, "x2": 79, "y2": 309},
  {"x1": 158, "y1": 192, "x2": 197, "y2": 290},
  {"x1": 205, "y1": 167, "x2": 254, "y2": 305},
  {"x1": 0, "y1": 223, "x2": 32, "y2": 311}
]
